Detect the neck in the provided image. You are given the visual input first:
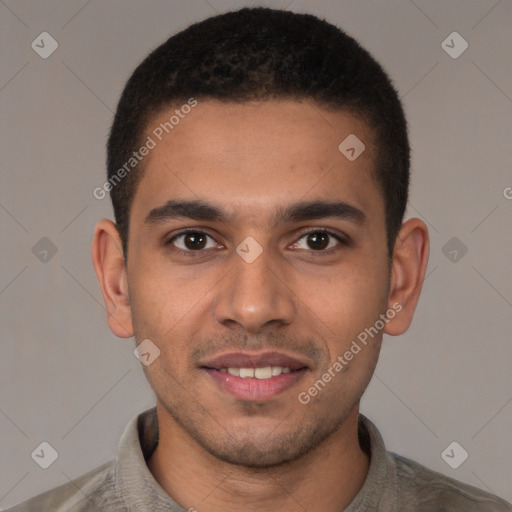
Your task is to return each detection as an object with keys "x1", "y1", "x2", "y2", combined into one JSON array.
[{"x1": 147, "y1": 404, "x2": 370, "y2": 512}]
